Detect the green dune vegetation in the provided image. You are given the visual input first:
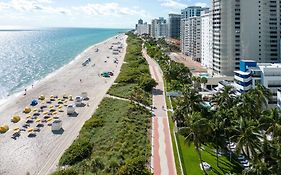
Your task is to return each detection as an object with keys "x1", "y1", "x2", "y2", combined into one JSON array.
[
  {"x1": 54, "y1": 33, "x2": 154, "y2": 175},
  {"x1": 108, "y1": 32, "x2": 156, "y2": 106}
]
